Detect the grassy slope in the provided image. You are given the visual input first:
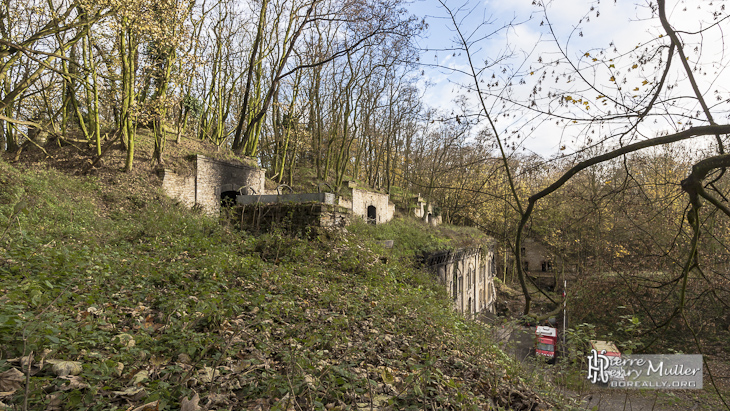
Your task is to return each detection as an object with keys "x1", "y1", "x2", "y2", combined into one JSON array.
[{"x1": 0, "y1": 158, "x2": 569, "y2": 410}]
